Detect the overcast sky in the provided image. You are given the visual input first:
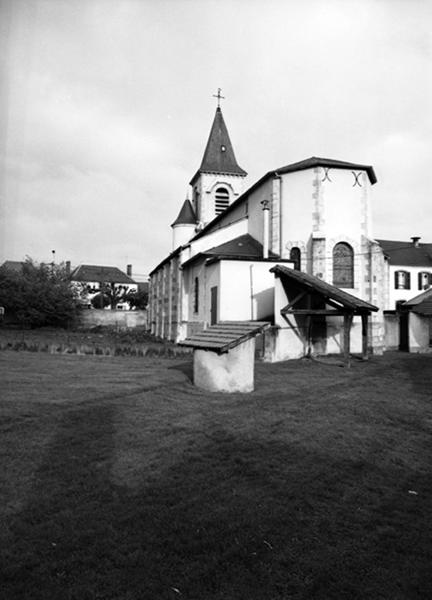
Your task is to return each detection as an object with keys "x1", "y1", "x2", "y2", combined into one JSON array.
[{"x1": 1, "y1": 0, "x2": 431, "y2": 280}]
